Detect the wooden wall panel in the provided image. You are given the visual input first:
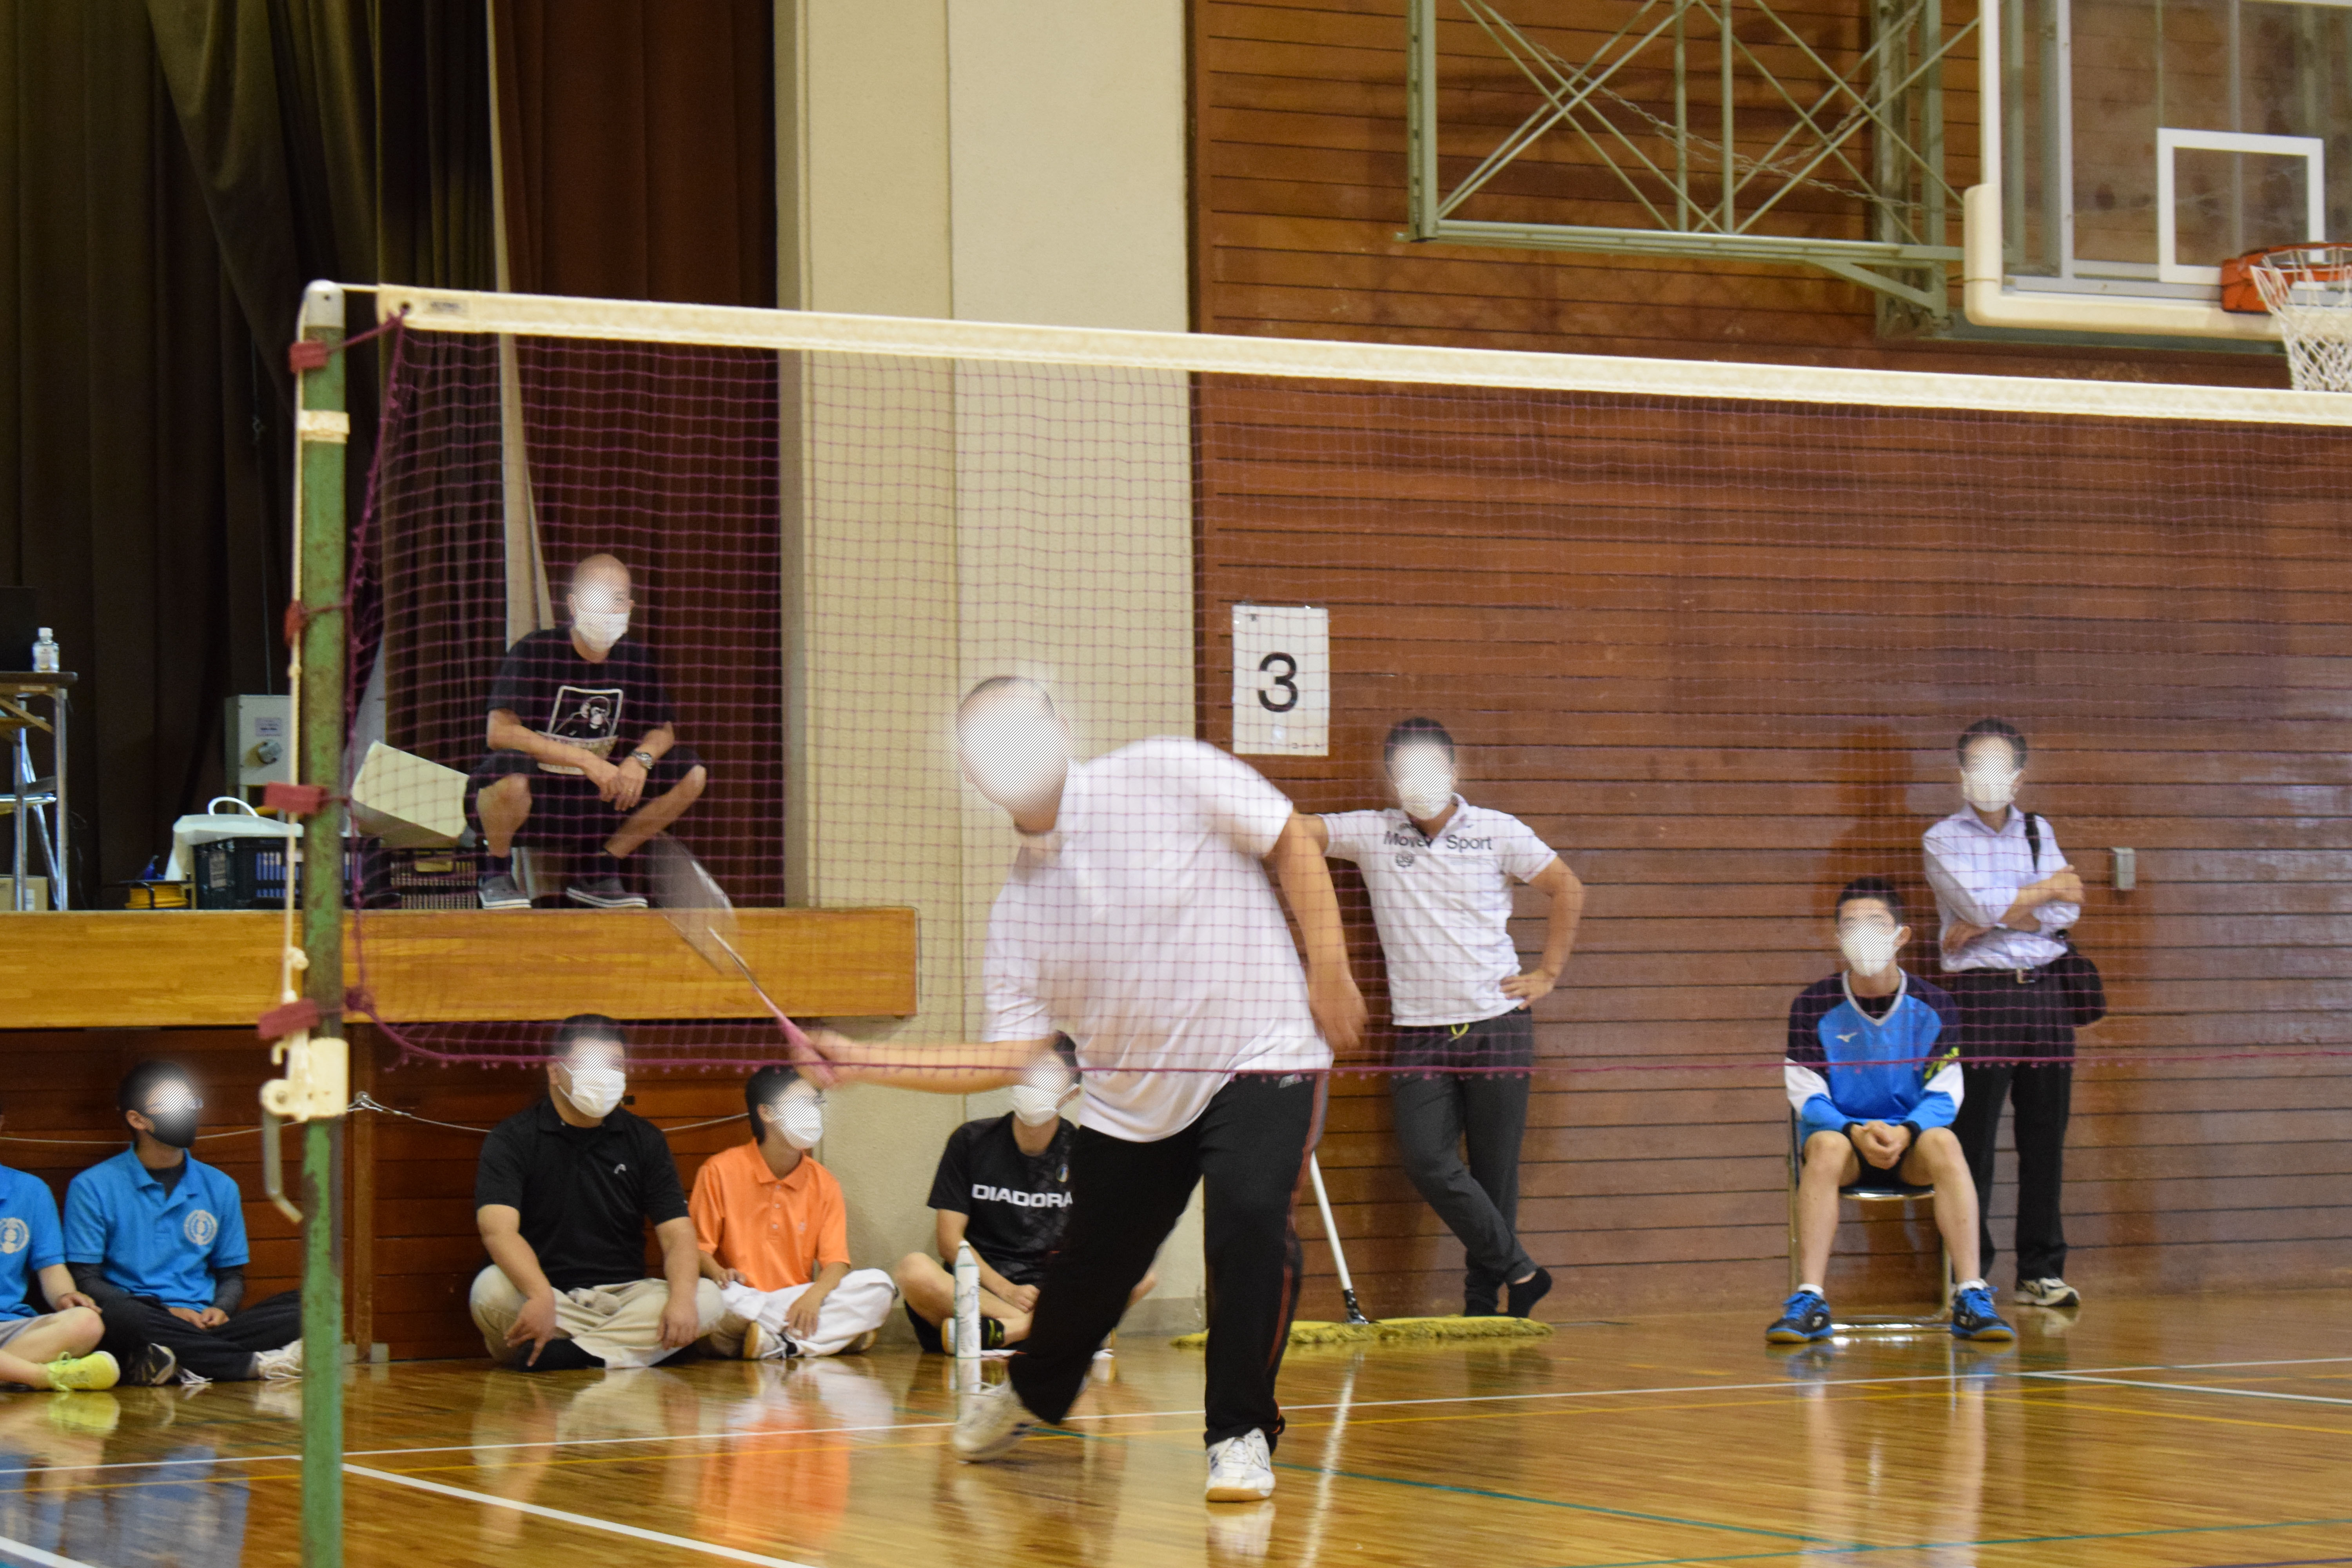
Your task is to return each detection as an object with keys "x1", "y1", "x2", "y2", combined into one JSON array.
[
  {"x1": 1197, "y1": 377, "x2": 2352, "y2": 1320},
  {"x1": 1191, "y1": 0, "x2": 2292, "y2": 385}
]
